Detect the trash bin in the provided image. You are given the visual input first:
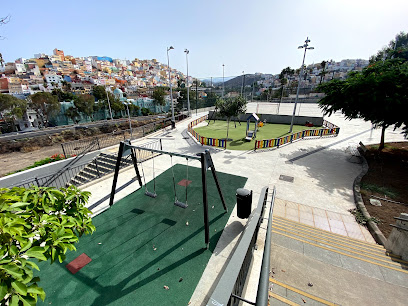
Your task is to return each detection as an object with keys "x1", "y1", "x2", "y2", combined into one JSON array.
[
  {"x1": 236, "y1": 188, "x2": 252, "y2": 219},
  {"x1": 171, "y1": 120, "x2": 176, "y2": 129}
]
